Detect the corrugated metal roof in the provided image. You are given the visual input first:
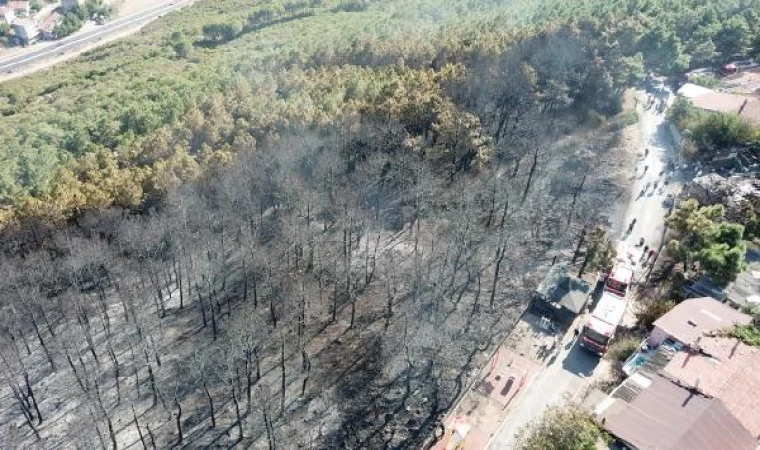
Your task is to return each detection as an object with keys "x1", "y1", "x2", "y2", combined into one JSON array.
[
  {"x1": 602, "y1": 374, "x2": 756, "y2": 450},
  {"x1": 652, "y1": 297, "x2": 751, "y2": 346}
]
